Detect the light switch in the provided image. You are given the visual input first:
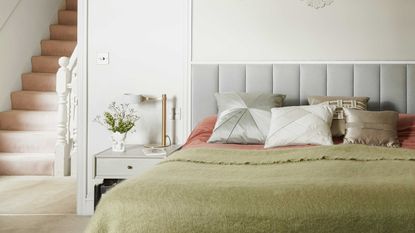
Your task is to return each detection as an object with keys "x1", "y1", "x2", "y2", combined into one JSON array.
[{"x1": 96, "y1": 52, "x2": 109, "y2": 65}]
